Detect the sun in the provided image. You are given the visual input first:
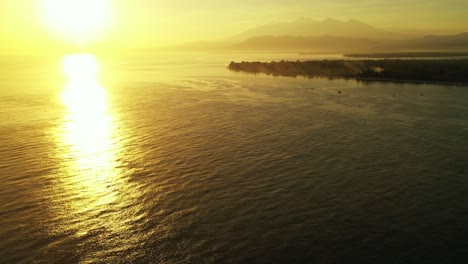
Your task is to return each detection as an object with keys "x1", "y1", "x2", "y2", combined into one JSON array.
[{"x1": 42, "y1": 0, "x2": 112, "y2": 44}]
